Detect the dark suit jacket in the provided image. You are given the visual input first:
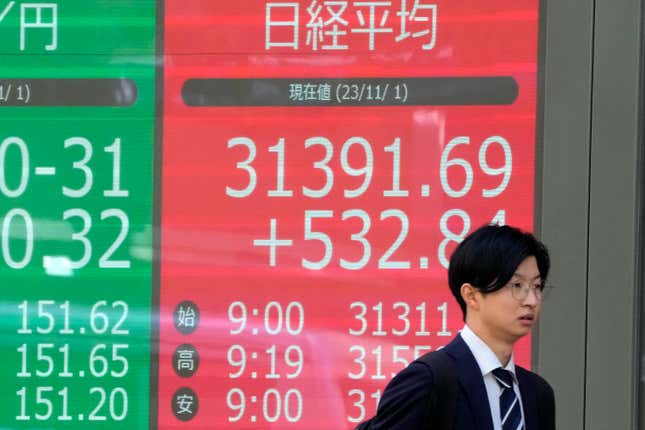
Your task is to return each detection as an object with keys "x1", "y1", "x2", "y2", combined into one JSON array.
[{"x1": 367, "y1": 335, "x2": 555, "y2": 430}]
